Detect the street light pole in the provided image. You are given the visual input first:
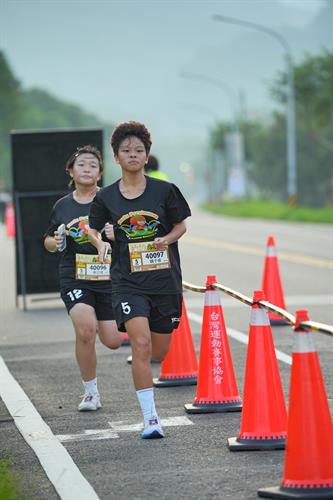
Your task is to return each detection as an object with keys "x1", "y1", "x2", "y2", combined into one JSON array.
[
  {"x1": 178, "y1": 102, "x2": 224, "y2": 202},
  {"x1": 179, "y1": 71, "x2": 239, "y2": 133},
  {"x1": 179, "y1": 71, "x2": 246, "y2": 200},
  {"x1": 212, "y1": 14, "x2": 297, "y2": 205}
]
